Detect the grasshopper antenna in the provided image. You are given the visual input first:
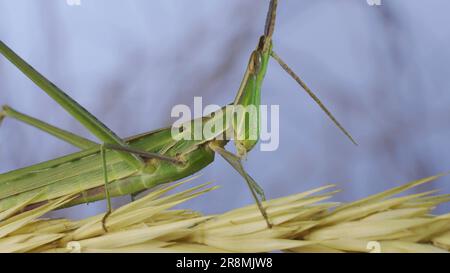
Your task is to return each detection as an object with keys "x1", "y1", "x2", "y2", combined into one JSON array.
[
  {"x1": 264, "y1": 0, "x2": 278, "y2": 41},
  {"x1": 271, "y1": 50, "x2": 358, "y2": 146},
  {"x1": 263, "y1": 0, "x2": 356, "y2": 145}
]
